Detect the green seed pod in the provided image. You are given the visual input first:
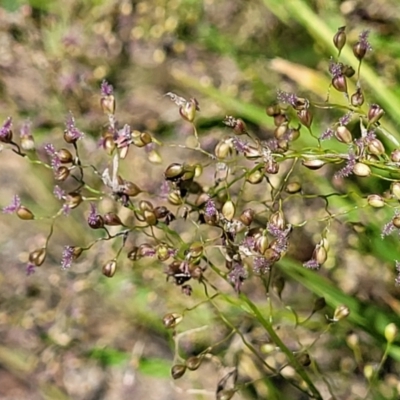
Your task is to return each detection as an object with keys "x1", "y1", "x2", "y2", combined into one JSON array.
[
  {"x1": 367, "y1": 194, "x2": 385, "y2": 208},
  {"x1": 274, "y1": 123, "x2": 288, "y2": 140},
  {"x1": 222, "y1": 200, "x2": 235, "y2": 221},
  {"x1": 103, "y1": 212, "x2": 123, "y2": 226},
  {"x1": 103, "y1": 135, "x2": 116, "y2": 155},
  {"x1": 21, "y1": 135, "x2": 35, "y2": 151},
  {"x1": 102, "y1": 259, "x2": 117, "y2": 277},
  {"x1": 147, "y1": 148, "x2": 162, "y2": 164},
  {"x1": 168, "y1": 191, "x2": 182, "y2": 206},
  {"x1": 391, "y1": 149, "x2": 400, "y2": 163},
  {"x1": 185, "y1": 355, "x2": 204, "y2": 371},
  {"x1": 179, "y1": 98, "x2": 198, "y2": 122},
  {"x1": 255, "y1": 235, "x2": 269, "y2": 255},
  {"x1": 266, "y1": 104, "x2": 280, "y2": 117},
  {"x1": 391, "y1": 182, "x2": 400, "y2": 200},
  {"x1": 333, "y1": 26, "x2": 346, "y2": 52},
  {"x1": 333, "y1": 304, "x2": 350, "y2": 321},
  {"x1": 16, "y1": 206, "x2": 34, "y2": 220},
  {"x1": 273, "y1": 113, "x2": 287, "y2": 126},
  {"x1": 156, "y1": 244, "x2": 170, "y2": 261},
  {"x1": 353, "y1": 163, "x2": 371, "y2": 177},
  {"x1": 335, "y1": 126, "x2": 353, "y2": 144},
  {"x1": 285, "y1": 182, "x2": 301, "y2": 194},
  {"x1": 367, "y1": 138, "x2": 385, "y2": 156},
  {"x1": 29, "y1": 248, "x2": 46, "y2": 267},
  {"x1": 139, "y1": 200, "x2": 153, "y2": 212},
  {"x1": 171, "y1": 364, "x2": 186, "y2": 380},
  {"x1": 181, "y1": 164, "x2": 196, "y2": 181},
  {"x1": 392, "y1": 216, "x2": 400, "y2": 229},
  {"x1": 314, "y1": 241, "x2": 327, "y2": 265},
  {"x1": 302, "y1": 159, "x2": 325, "y2": 170},
  {"x1": 215, "y1": 139, "x2": 233, "y2": 159},
  {"x1": 189, "y1": 242, "x2": 203, "y2": 259},
  {"x1": 246, "y1": 169, "x2": 263, "y2": 184},
  {"x1": 163, "y1": 312, "x2": 183, "y2": 329},
  {"x1": 165, "y1": 163, "x2": 184, "y2": 180},
  {"x1": 288, "y1": 127, "x2": 300, "y2": 141},
  {"x1": 101, "y1": 94, "x2": 115, "y2": 115},
  {"x1": 119, "y1": 145, "x2": 129, "y2": 159},
  {"x1": 384, "y1": 323, "x2": 398, "y2": 343},
  {"x1": 144, "y1": 210, "x2": 157, "y2": 226}
]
